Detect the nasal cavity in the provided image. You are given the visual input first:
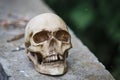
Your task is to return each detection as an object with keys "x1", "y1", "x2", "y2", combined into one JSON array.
[{"x1": 49, "y1": 39, "x2": 57, "y2": 53}]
